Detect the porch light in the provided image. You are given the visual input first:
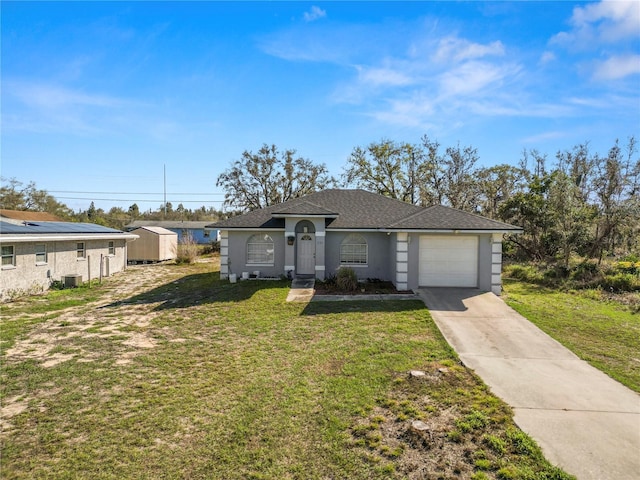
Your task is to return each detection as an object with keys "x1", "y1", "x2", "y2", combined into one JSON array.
[{"x1": 287, "y1": 236, "x2": 295, "y2": 245}]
